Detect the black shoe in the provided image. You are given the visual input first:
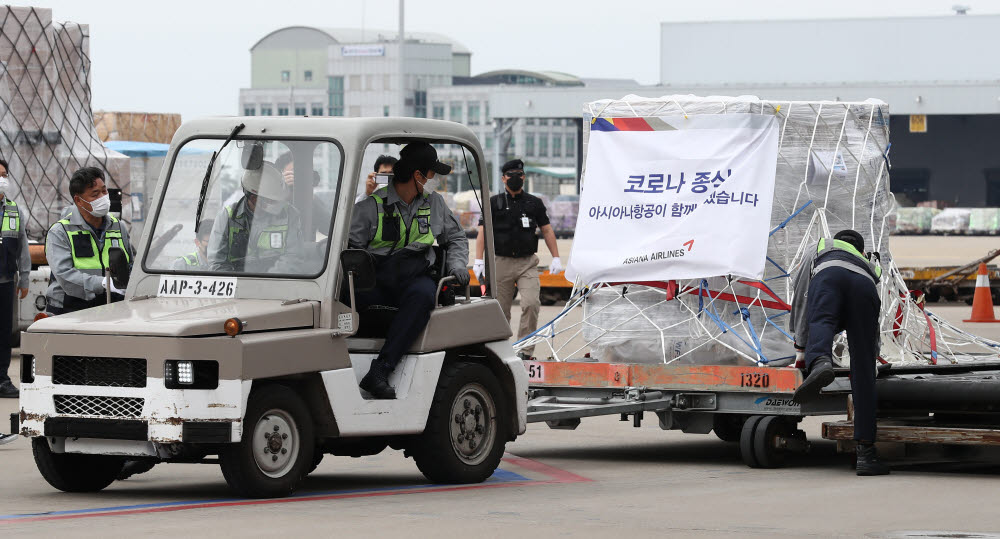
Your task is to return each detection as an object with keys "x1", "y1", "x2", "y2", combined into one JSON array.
[
  {"x1": 0, "y1": 381, "x2": 18, "y2": 399},
  {"x1": 359, "y1": 367, "x2": 396, "y2": 400},
  {"x1": 791, "y1": 356, "x2": 834, "y2": 404},
  {"x1": 856, "y1": 442, "x2": 890, "y2": 476}
]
